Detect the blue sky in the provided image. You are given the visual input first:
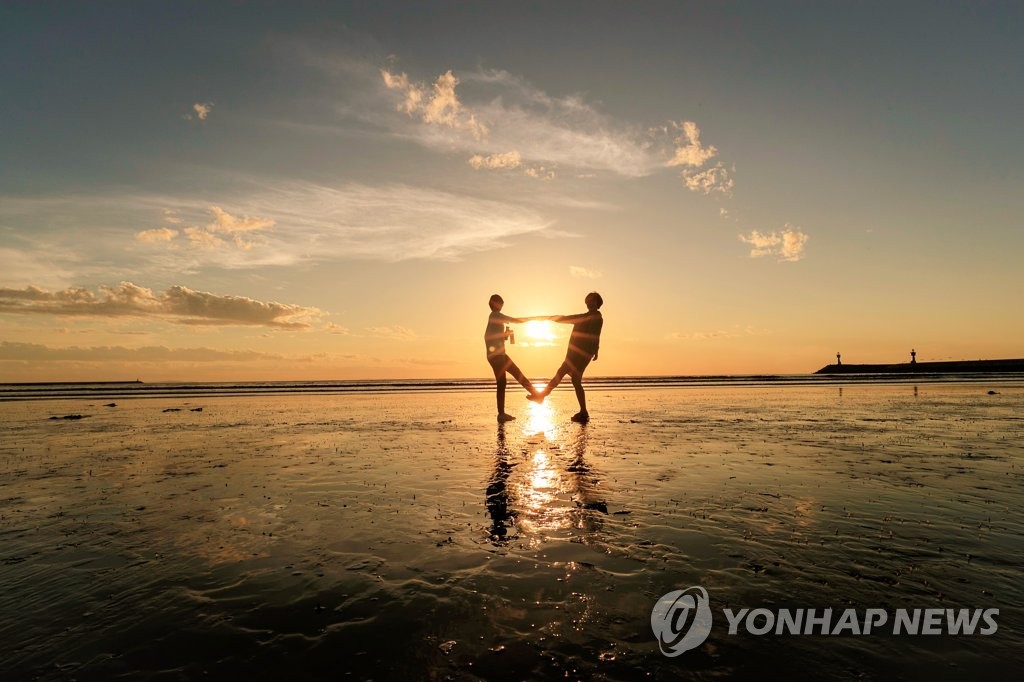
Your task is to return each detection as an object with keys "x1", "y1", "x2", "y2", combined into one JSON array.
[{"x1": 2, "y1": 2, "x2": 1022, "y2": 381}]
